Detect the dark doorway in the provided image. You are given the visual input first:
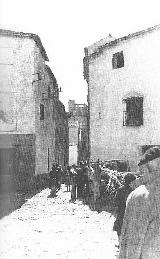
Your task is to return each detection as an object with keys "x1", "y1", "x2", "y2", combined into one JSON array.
[{"x1": 0, "y1": 148, "x2": 15, "y2": 175}]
